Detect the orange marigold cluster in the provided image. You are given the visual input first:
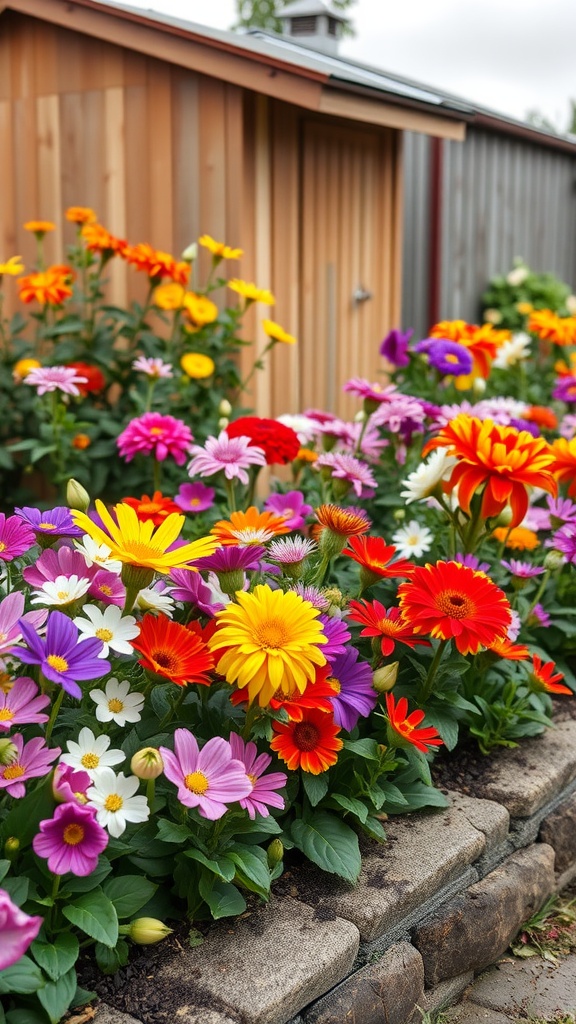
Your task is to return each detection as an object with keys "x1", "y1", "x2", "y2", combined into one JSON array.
[
  {"x1": 527, "y1": 309, "x2": 576, "y2": 347},
  {"x1": 18, "y1": 266, "x2": 73, "y2": 306}
]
